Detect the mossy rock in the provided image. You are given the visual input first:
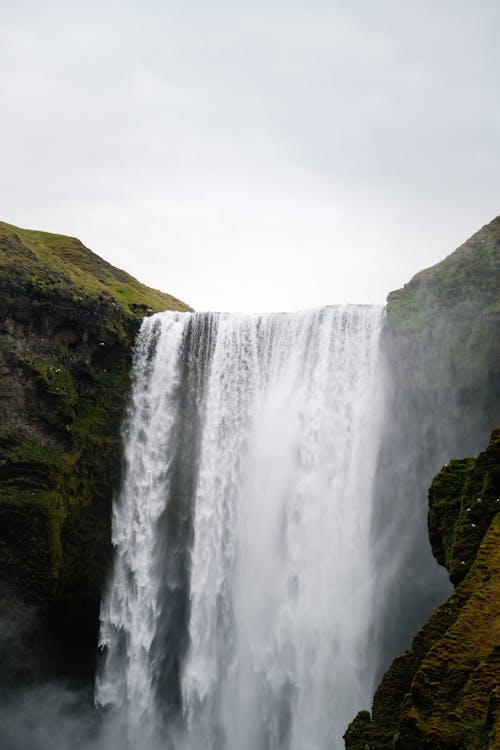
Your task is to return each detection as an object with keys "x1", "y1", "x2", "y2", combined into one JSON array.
[
  {"x1": 429, "y1": 429, "x2": 500, "y2": 585},
  {"x1": 0, "y1": 219, "x2": 191, "y2": 688},
  {"x1": 345, "y1": 429, "x2": 500, "y2": 750},
  {"x1": 384, "y1": 216, "x2": 500, "y2": 397},
  {"x1": 387, "y1": 217, "x2": 500, "y2": 336},
  {"x1": 0, "y1": 220, "x2": 191, "y2": 319}
]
